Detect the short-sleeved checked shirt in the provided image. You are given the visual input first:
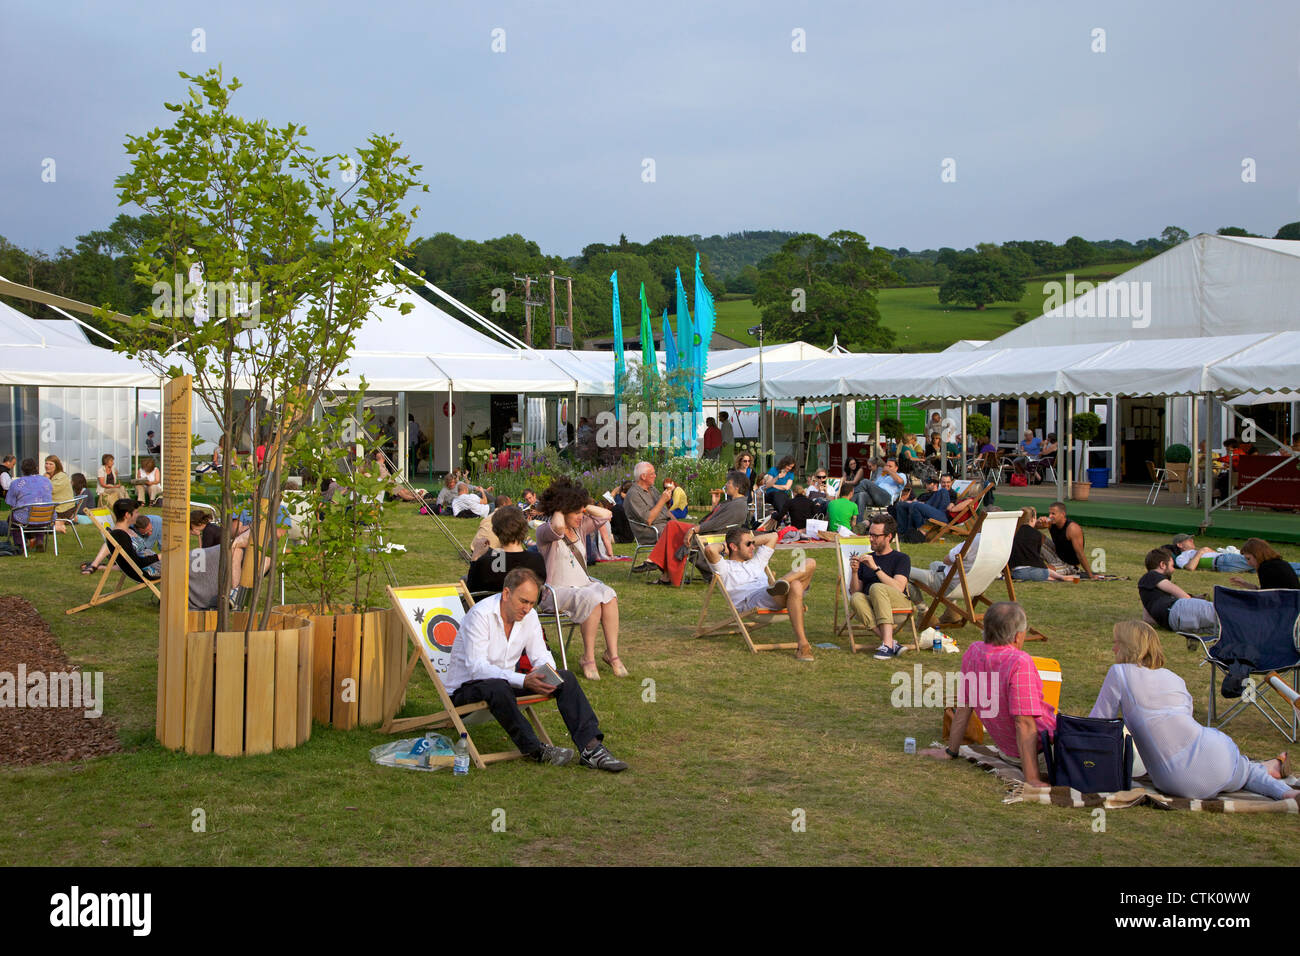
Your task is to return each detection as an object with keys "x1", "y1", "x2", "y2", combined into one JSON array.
[{"x1": 959, "y1": 641, "x2": 1056, "y2": 758}]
